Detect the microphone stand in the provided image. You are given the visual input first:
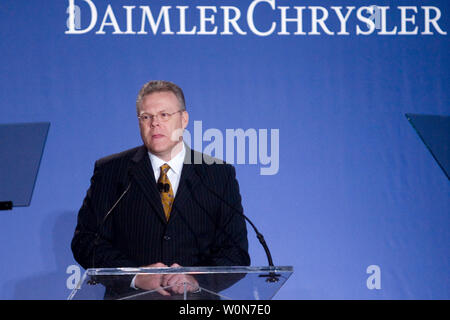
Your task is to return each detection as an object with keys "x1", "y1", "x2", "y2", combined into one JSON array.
[{"x1": 192, "y1": 165, "x2": 280, "y2": 282}]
